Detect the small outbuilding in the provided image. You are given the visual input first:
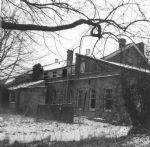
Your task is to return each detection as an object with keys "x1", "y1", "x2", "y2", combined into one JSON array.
[{"x1": 9, "y1": 80, "x2": 46, "y2": 115}]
